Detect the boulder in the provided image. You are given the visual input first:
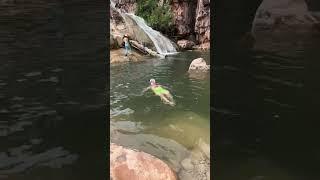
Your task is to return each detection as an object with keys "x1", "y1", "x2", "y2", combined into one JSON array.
[
  {"x1": 110, "y1": 143, "x2": 177, "y2": 180},
  {"x1": 188, "y1": 58, "x2": 210, "y2": 72},
  {"x1": 177, "y1": 39, "x2": 195, "y2": 50}
]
